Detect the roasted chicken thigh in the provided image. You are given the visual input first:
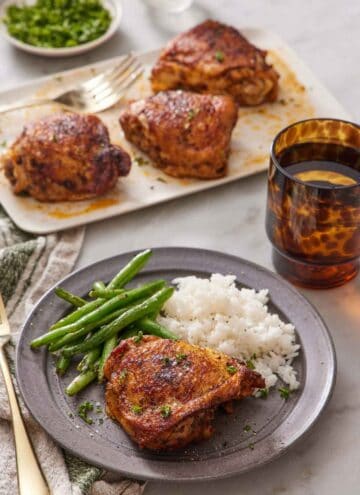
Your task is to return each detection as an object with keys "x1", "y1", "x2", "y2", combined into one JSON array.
[
  {"x1": 120, "y1": 90, "x2": 238, "y2": 179},
  {"x1": 2, "y1": 112, "x2": 131, "y2": 202},
  {"x1": 151, "y1": 20, "x2": 279, "y2": 106},
  {"x1": 104, "y1": 335, "x2": 265, "y2": 451}
]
